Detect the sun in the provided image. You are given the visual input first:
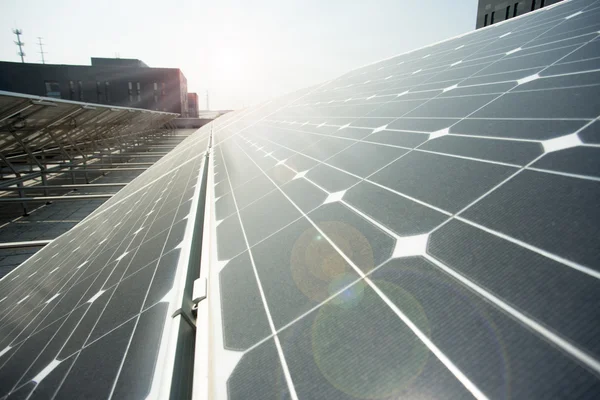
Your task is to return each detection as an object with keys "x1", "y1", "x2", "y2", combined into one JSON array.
[{"x1": 213, "y1": 47, "x2": 248, "y2": 82}]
